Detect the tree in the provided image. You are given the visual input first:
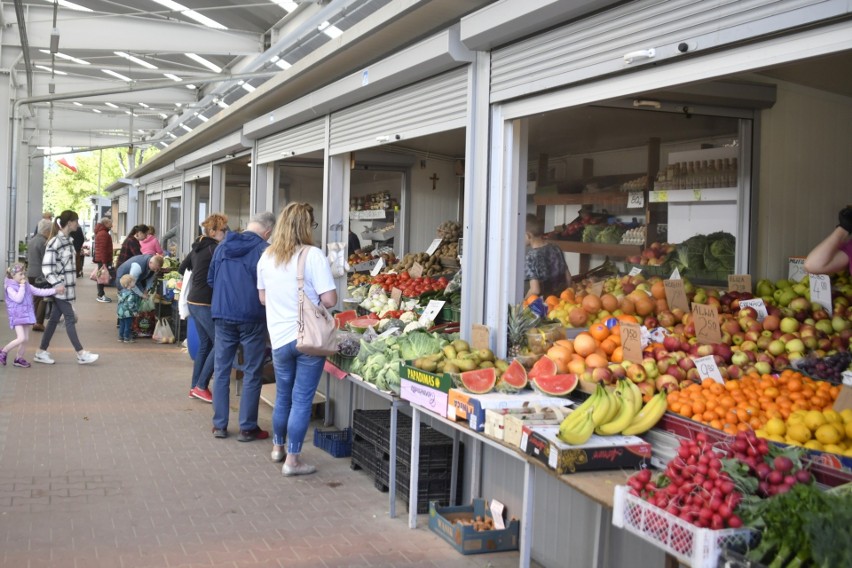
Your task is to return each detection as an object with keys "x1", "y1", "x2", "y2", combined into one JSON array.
[{"x1": 43, "y1": 147, "x2": 158, "y2": 219}]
